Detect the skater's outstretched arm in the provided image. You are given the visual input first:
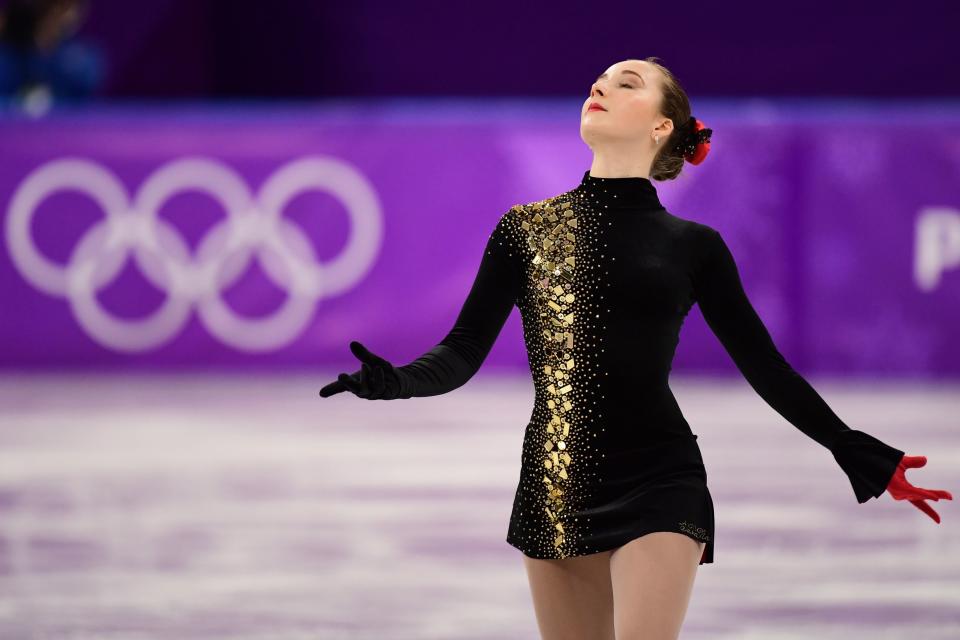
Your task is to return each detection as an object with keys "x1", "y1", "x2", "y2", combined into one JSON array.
[
  {"x1": 319, "y1": 207, "x2": 523, "y2": 400},
  {"x1": 691, "y1": 225, "x2": 907, "y2": 503}
]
